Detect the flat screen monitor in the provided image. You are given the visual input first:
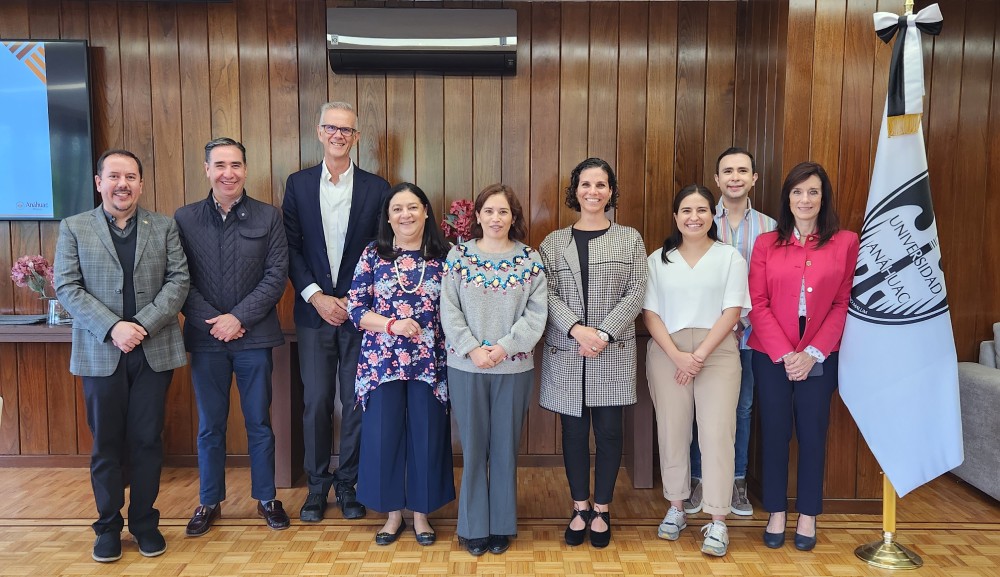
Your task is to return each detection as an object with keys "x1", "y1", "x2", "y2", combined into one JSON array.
[{"x1": 0, "y1": 39, "x2": 95, "y2": 220}]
